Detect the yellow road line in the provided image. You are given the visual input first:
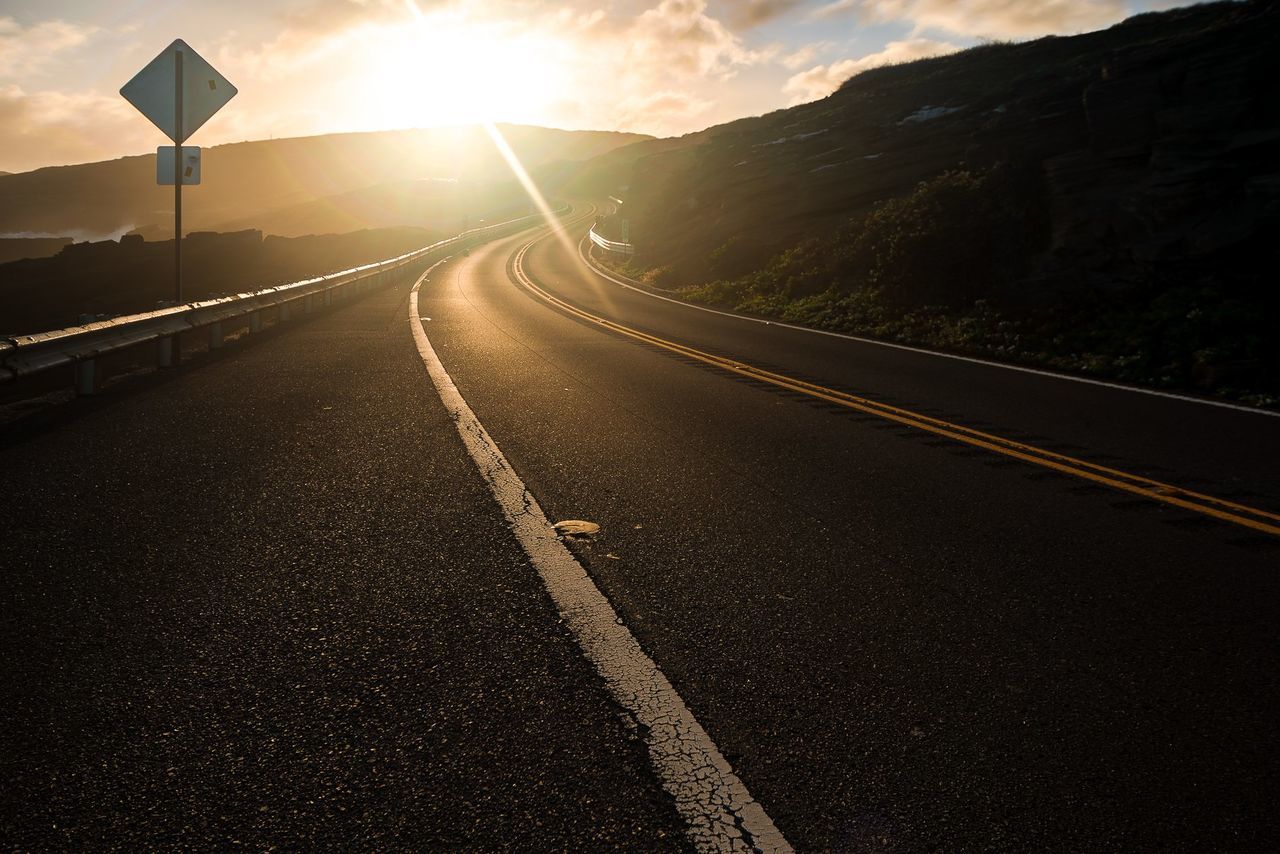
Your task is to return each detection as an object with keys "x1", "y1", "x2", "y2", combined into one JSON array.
[{"x1": 511, "y1": 232, "x2": 1280, "y2": 538}]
